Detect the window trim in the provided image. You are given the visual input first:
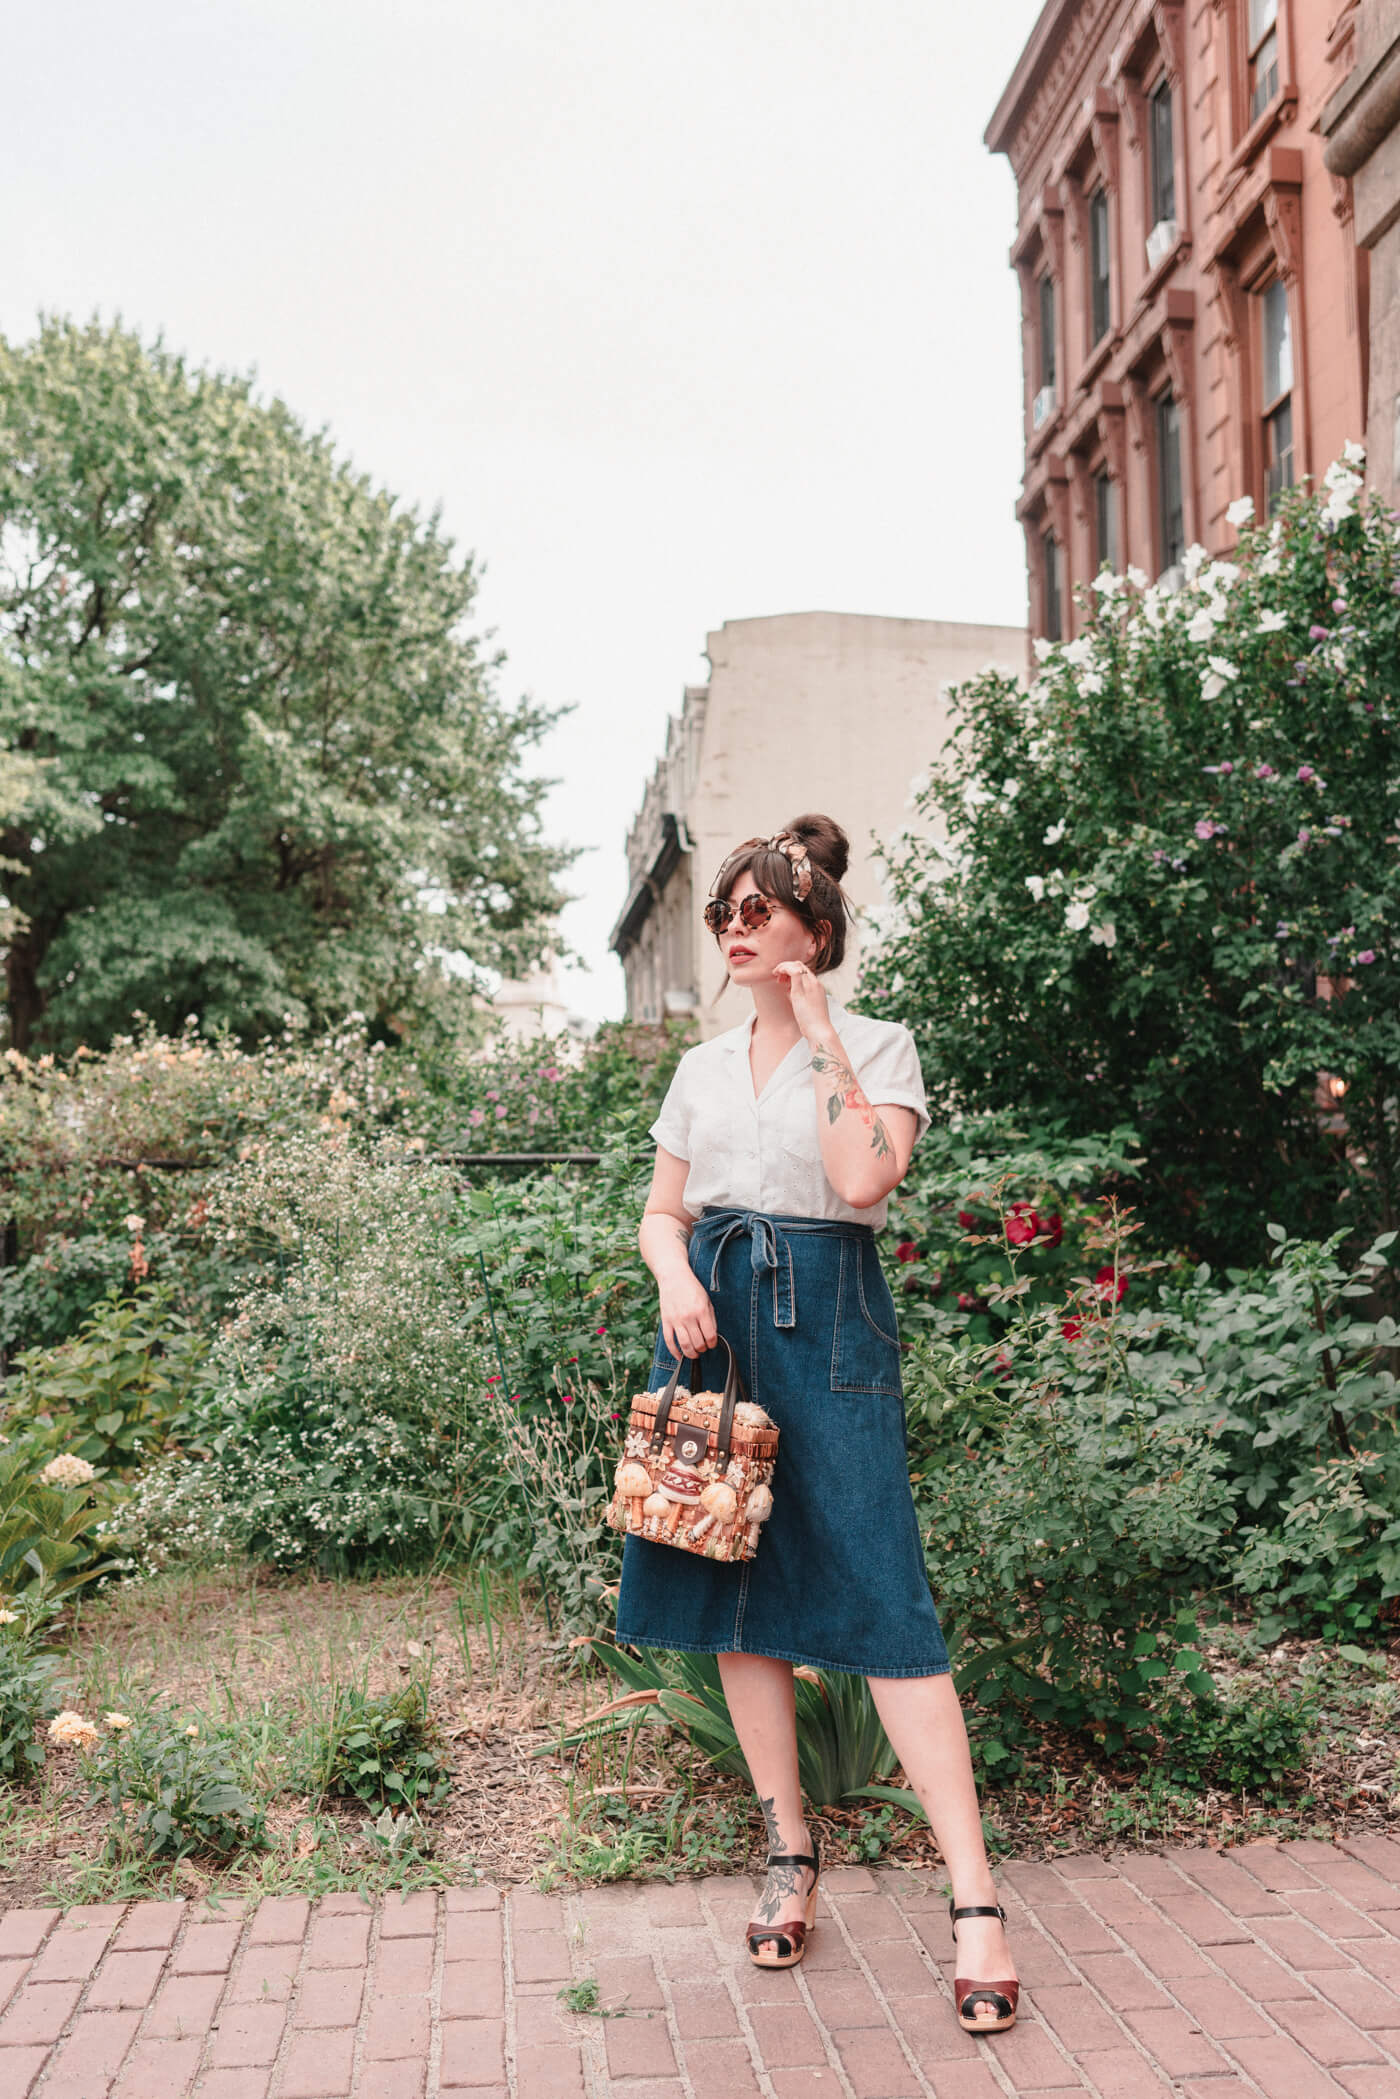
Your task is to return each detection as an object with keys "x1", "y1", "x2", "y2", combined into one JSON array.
[
  {"x1": 1154, "y1": 390, "x2": 1185, "y2": 577},
  {"x1": 1147, "y1": 73, "x2": 1176, "y2": 233},
  {"x1": 1088, "y1": 186, "x2": 1112, "y2": 347}
]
